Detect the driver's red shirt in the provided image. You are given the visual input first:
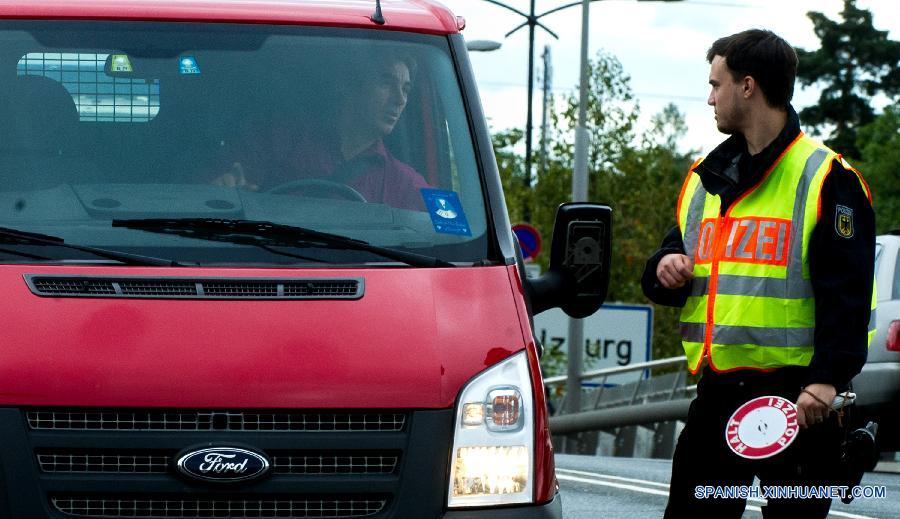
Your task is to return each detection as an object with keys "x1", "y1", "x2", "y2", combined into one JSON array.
[{"x1": 234, "y1": 125, "x2": 429, "y2": 210}]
